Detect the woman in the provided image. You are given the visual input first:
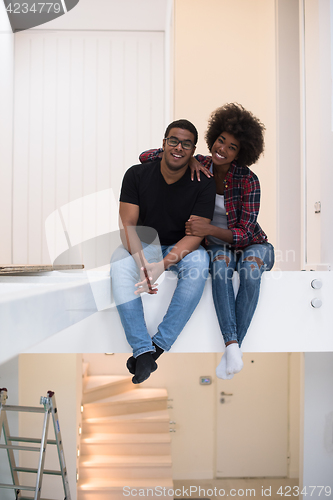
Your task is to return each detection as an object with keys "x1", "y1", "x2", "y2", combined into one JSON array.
[{"x1": 140, "y1": 103, "x2": 274, "y2": 379}]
